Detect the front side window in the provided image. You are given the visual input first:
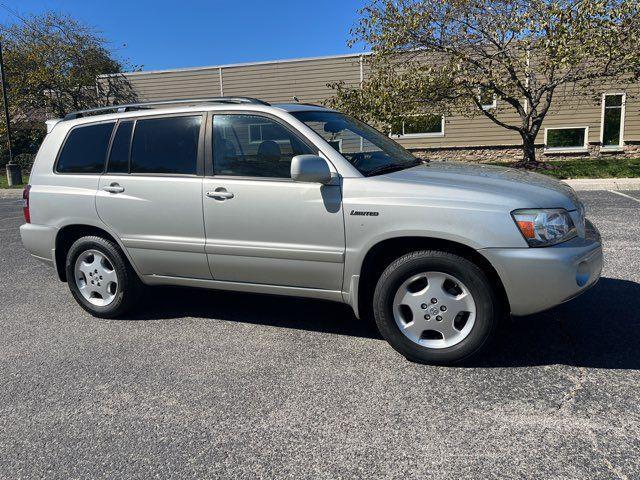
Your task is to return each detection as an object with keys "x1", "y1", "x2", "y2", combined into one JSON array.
[
  {"x1": 213, "y1": 115, "x2": 313, "y2": 178},
  {"x1": 56, "y1": 122, "x2": 115, "y2": 173},
  {"x1": 130, "y1": 116, "x2": 201, "y2": 174},
  {"x1": 546, "y1": 127, "x2": 588, "y2": 150},
  {"x1": 390, "y1": 115, "x2": 444, "y2": 137},
  {"x1": 602, "y1": 94, "x2": 625, "y2": 148},
  {"x1": 292, "y1": 111, "x2": 419, "y2": 177}
]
